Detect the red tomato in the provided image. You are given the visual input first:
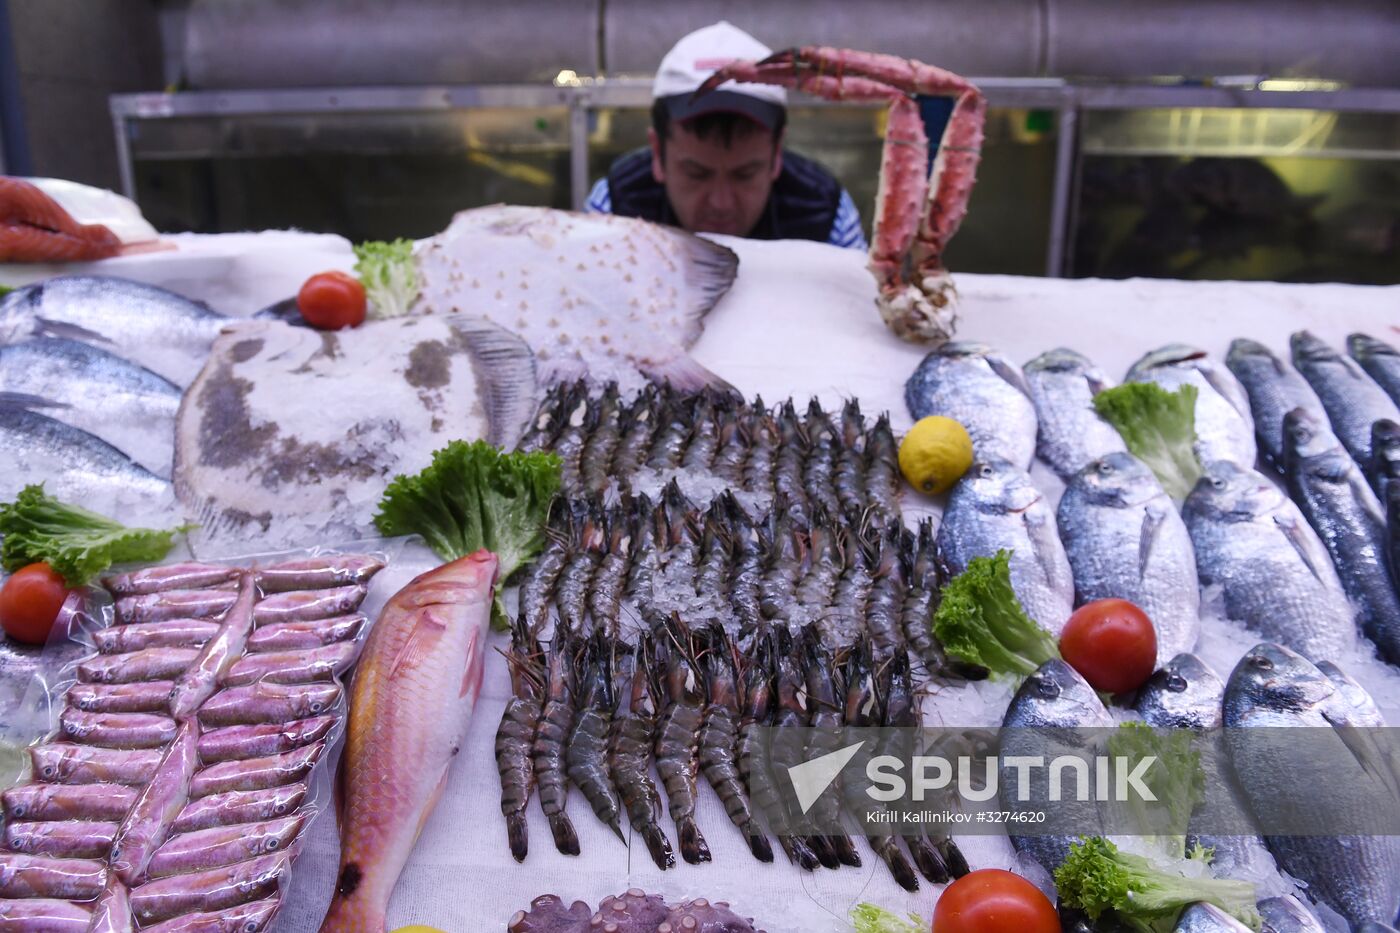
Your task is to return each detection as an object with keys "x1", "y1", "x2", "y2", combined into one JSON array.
[
  {"x1": 297, "y1": 271, "x2": 366, "y2": 330},
  {"x1": 1059, "y1": 598, "x2": 1158, "y2": 694},
  {"x1": 0, "y1": 563, "x2": 71, "y2": 645},
  {"x1": 934, "y1": 868, "x2": 1058, "y2": 933}
]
